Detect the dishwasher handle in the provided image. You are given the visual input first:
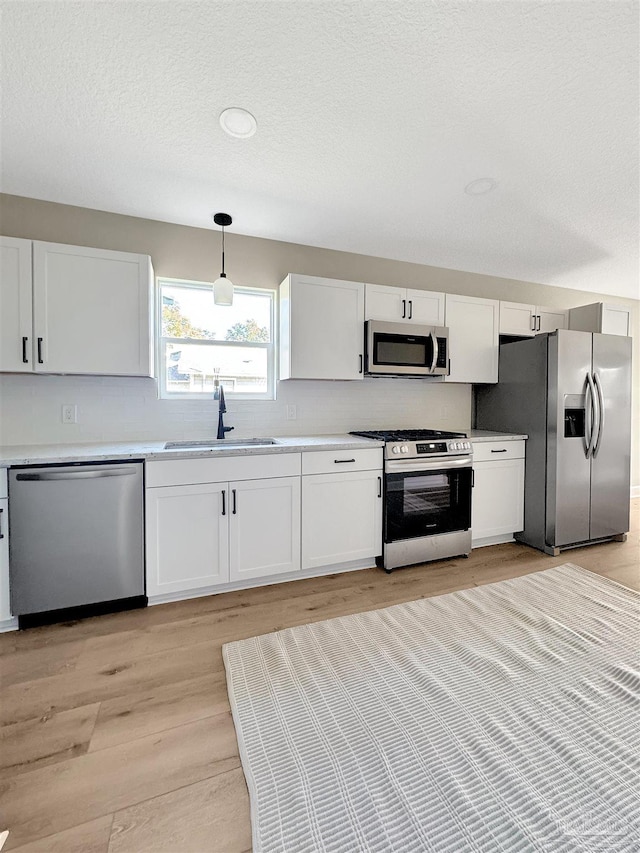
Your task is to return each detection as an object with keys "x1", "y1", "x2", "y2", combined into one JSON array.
[{"x1": 15, "y1": 467, "x2": 139, "y2": 481}]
